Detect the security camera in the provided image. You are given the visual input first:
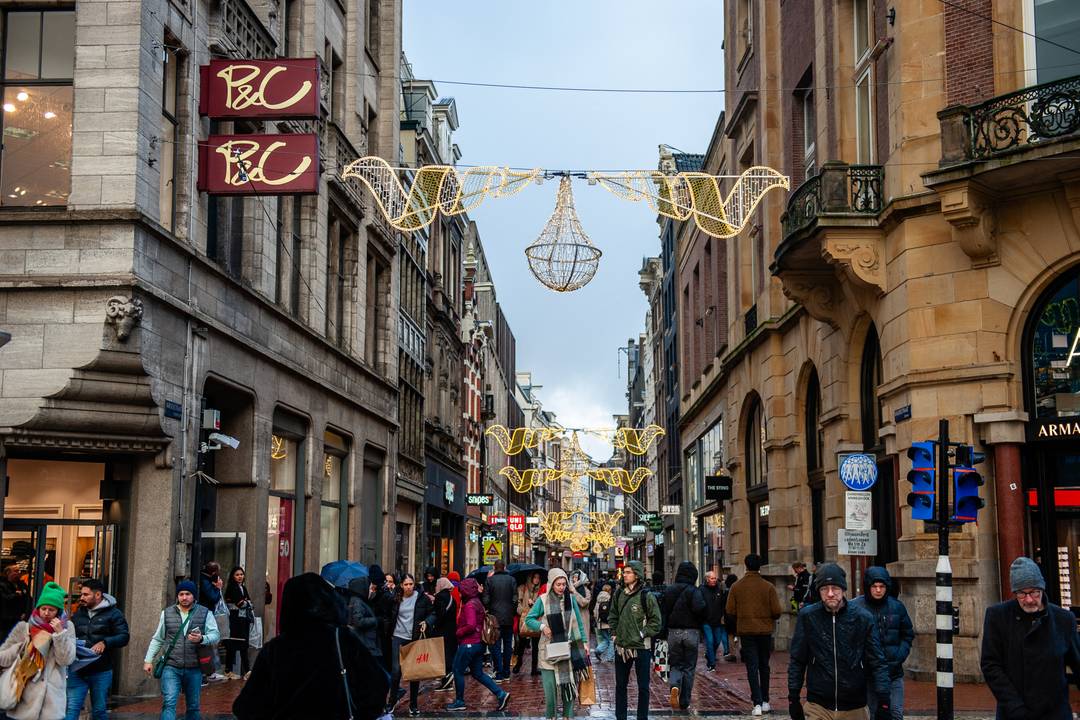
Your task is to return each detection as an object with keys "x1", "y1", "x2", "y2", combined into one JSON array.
[{"x1": 207, "y1": 432, "x2": 240, "y2": 450}]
